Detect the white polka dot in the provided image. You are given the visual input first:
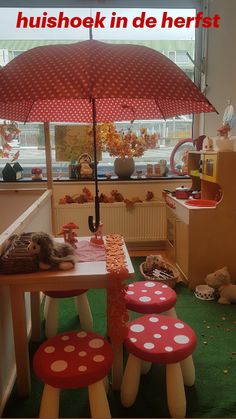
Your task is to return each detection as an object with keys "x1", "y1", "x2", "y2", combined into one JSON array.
[
  {"x1": 64, "y1": 345, "x2": 75, "y2": 353},
  {"x1": 162, "y1": 285, "x2": 168, "y2": 288},
  {"x1": 78, "y1": 351, "x2": 87, "y2": 357},
  {"x1": 175, "y1": 323, "x2": 184, "y2": 329},
  {"x1": 174, "y1": 335, "x2": 190, "y2": 344},
  {"x1": 44, "y1": 346, "x2": 55, "y2": 354},
  {"x1": 160, "y1": 297, "x2": 166, "y2": 301},
  {"x1": 130, "y1": 337, "x2": 137, "y2": 343},
  {"x1": 145, "y1": 282, "x2": 155, "y2": 287},
  {"x1": 144, "y1": 342, "x2": 155, "y2": 349},
  {"x1": 165, "y1": 346, "x2": 173, "y2": 352},
  {"x1": 153, "y1": 333, "x2": 162, "y2": 339},
  {"x1": 154, "y1": 291, "x2": 163, "y2": 295},
  {"x1": 51, "y1": 360, "x2": 68, "y2": 372},
  {"x1": 139, "y1": 296, "x2": 151, "y2": 302},
  {"x1": 127, "y1": 291, "x2": 134, "y2": 295},
  {"x1": 93, "y1": 355, "x2": 105, "y2": 362},
  {"x1": 149, "y1": 317, "x2": 159, "y2": 323},
  {"x1": 61, "y1": 335, "x2": 70, "y2": 341},
  {"x1": 141, "y1": 289, "x2": 147, "y2": 293},
  {"x1": 78, "y1": 365, "x2": 87, "y2": 372},
  {"x1": 129, "y1": 284, "x2": 134, "y2": 287},
  {"x1": 89, "y1": 338, "x2": 104, "y2": 348},
  {"x1": 130, "y1": 324, "x2": 145, "y2": 333},
  {"x1": 77, "y1": 331, "x2": 87, "y2": 338},
  {"x1": 161, "y1": 325, "x2": 168, "y2": 330}
]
